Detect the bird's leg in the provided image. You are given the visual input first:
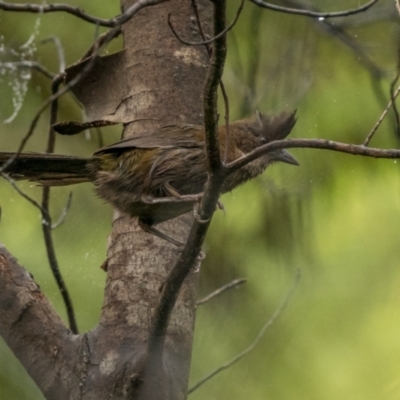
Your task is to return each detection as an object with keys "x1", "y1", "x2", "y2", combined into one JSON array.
[
  {"x1": 138, "y1": 218, "x2": 184, "y2": 247},
  {"x1": 140, "y1": 193, "x2": 203, "y2": 205},
  {"x1": 141, "y1": 182, "x2": 203, "y2": 205},
  {"x1": 138, "y1": 218, "x2": 206, "y2": 264}
]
